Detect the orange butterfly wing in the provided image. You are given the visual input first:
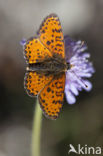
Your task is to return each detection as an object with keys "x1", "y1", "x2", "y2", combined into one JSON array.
[
  {"x1": 24, "y1": 14, "x2": 65, "y2": 119},
  {"x1": 24, "y1": 14, "x2": 65, "y2": 64},
  {"x1": 24, "y1": 37, "x2": 52, "y2": 64},
  {"x1": 39, "y1": 73, "x2": 65, "y2": 120},
  {"x1": 38, "y1": 14, "x2": 65, "y2": 59},
  {"x1": 24, "y1": 71, "x2": 53, "y2": 97}
]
